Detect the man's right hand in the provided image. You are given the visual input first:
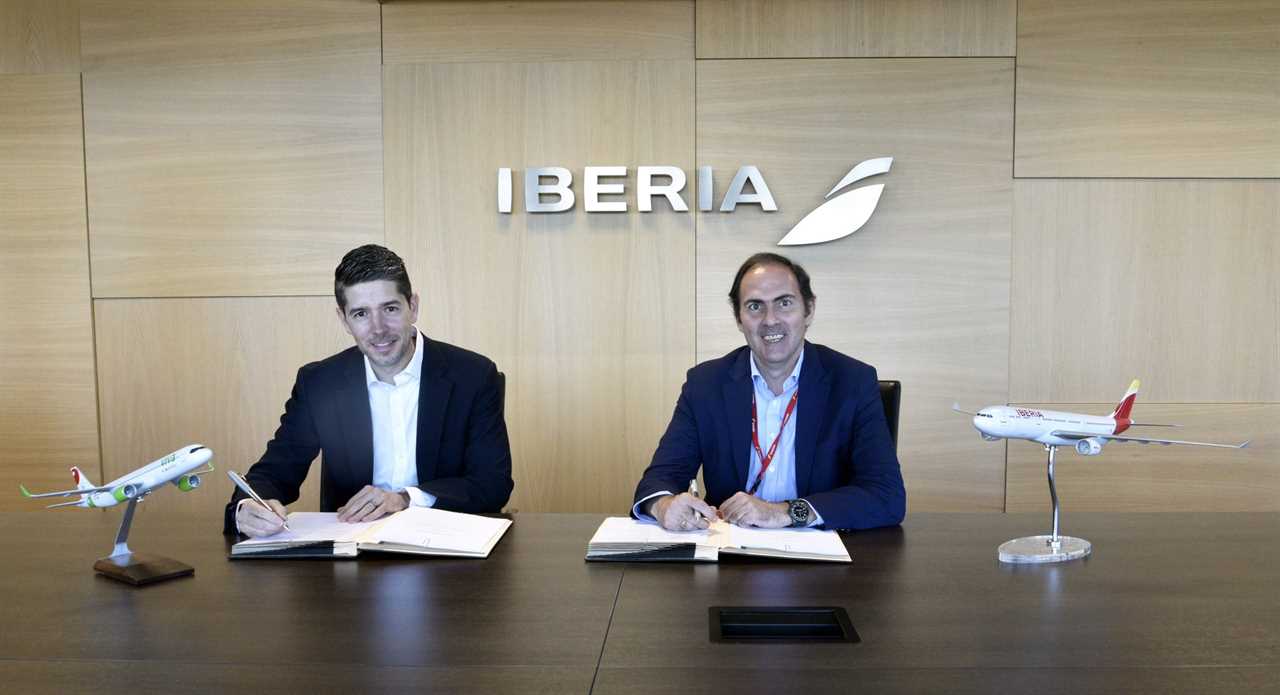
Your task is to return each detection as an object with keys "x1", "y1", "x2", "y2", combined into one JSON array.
[
  {"x1": 649, "y1": 493, "x2": 716, "y2": 532},
  {"x1": 235, "y1": 499, "x2": 288, "y2": 537}
]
